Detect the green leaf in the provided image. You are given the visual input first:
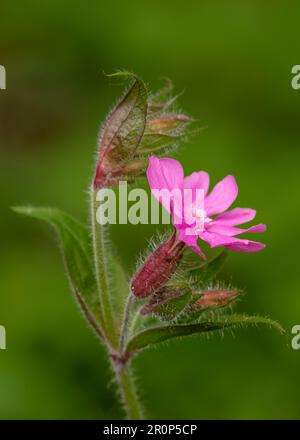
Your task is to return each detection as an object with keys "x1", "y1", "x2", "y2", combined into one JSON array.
[
  {"x1": 188, "y1": 251, "x2": 228, "y2": 285},
  {"x1": 125, "y1": 314, "x2": 284, "y2": 354},
  {"x1": 99, "y1": 73, "x2": 147, "y2": 164},
  {"x1": 106, "y1": 70, "x2": 136, "y2": 78},
  {"x1": 13, "y1": 206, "x2": 104, "y2": 336}
]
